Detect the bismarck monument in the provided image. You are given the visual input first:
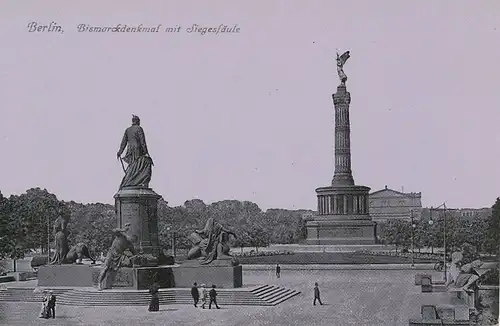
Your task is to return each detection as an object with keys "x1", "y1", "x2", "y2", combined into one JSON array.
[
  {"x1": 305, "y1": 51, "x2": 377, "y2": 245},
  {"x1": 113, "y1": 114, "x2": 161, "y2": 267},
  {"x1": 96, "y1": 114, "x2": 172, "y2": 290}
]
